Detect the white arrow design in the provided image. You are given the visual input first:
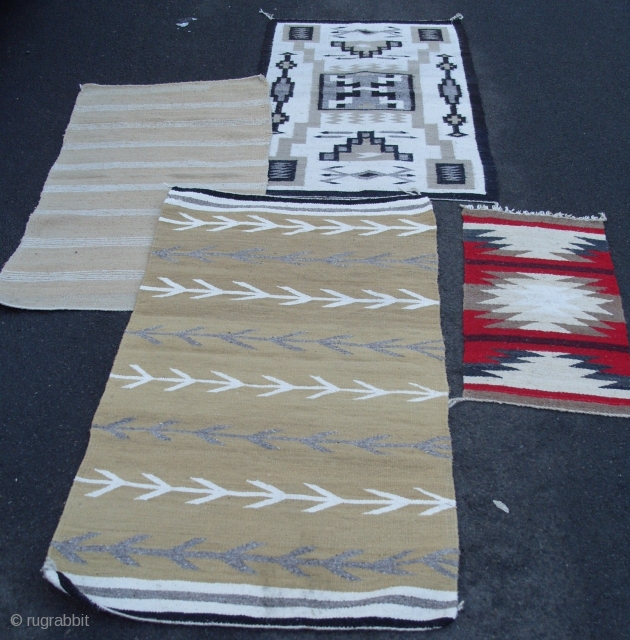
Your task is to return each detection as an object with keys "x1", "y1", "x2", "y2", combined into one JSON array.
[
  {"x1": 109, "y1": 366, "x2": 448, "y2": 402},
  {"x1": 75, "y1": 470, "x2": 456, "y2": 516},
  {"x1": 140, "y1": 279, "x2": 438, "y2": 309},
  {"x1": 161, "y1": 212, "x2": 211, "y2": 230},
  {"x1": 159, "y1": 212, "x2": 435, "y2": 236},
  {"x1": 281, "y1": 219, "x2": 320, "y2": 235}
]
